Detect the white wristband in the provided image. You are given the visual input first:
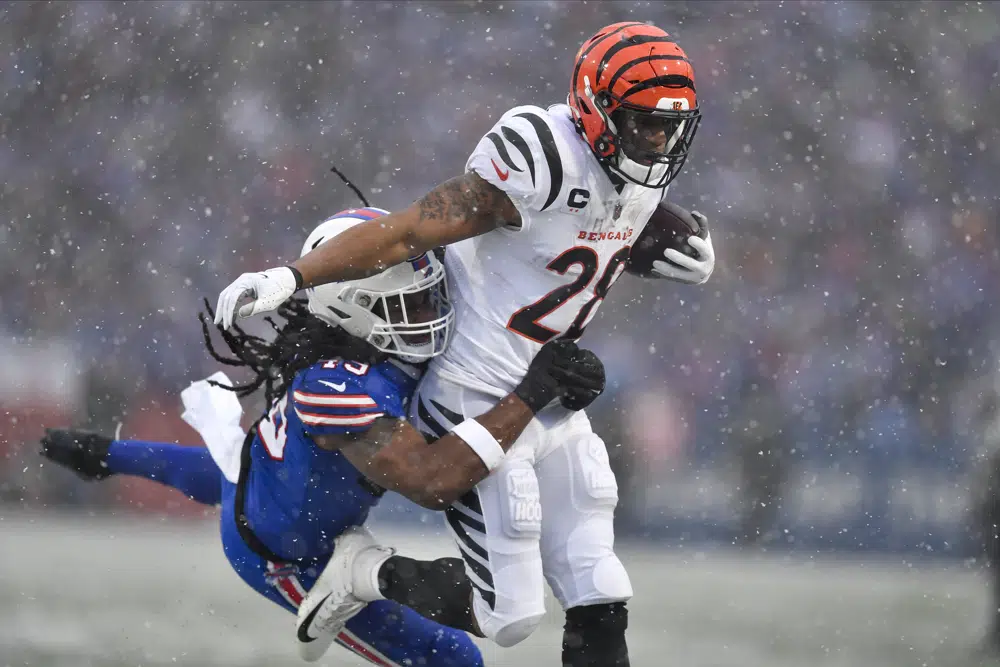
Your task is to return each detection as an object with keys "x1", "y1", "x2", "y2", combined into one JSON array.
[{"x1": 450, "y1": 418, "x2": 506, "y2": 472}]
